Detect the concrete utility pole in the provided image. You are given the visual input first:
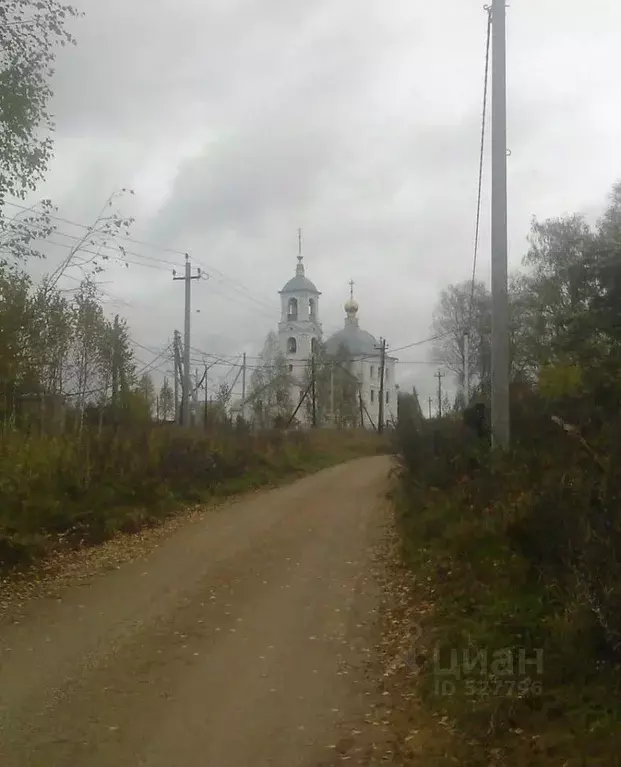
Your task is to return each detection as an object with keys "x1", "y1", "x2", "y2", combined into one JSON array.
[
  {"x1": 428, "y1": 397, "x2": 433, "y2": 420},
  {"x1": 435, "y1": 370, "x2": 445, "y2": 418},
  {"x1": 464, "y1": 331, "x2": 470, "y2": 405},
  {"x1": 491, "y1": 0, "x2": 510, "y2": 448},
  {"x1": 173, "y1": 255, "x2": 201, "y2": 427},
  {"x1": 377, "y1": 338, "x2": 387, "y2": 434}
]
